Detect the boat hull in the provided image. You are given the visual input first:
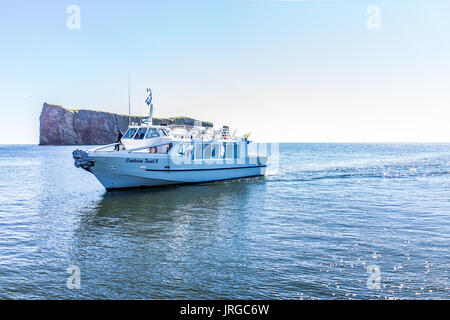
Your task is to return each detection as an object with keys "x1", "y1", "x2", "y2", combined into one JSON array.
[{"x1": 87, "y1": 153, "x2": 266, "y2": 190}]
